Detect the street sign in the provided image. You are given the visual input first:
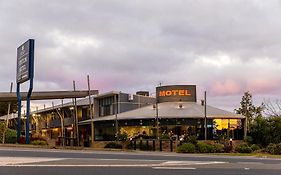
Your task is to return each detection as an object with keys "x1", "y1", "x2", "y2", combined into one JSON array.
[
  {"x1": 16, "y1": 39, "x2": 34, "y2": 84},
  {"x1": 16, "y1": 39, "x2": 35, "y2": 144}
]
